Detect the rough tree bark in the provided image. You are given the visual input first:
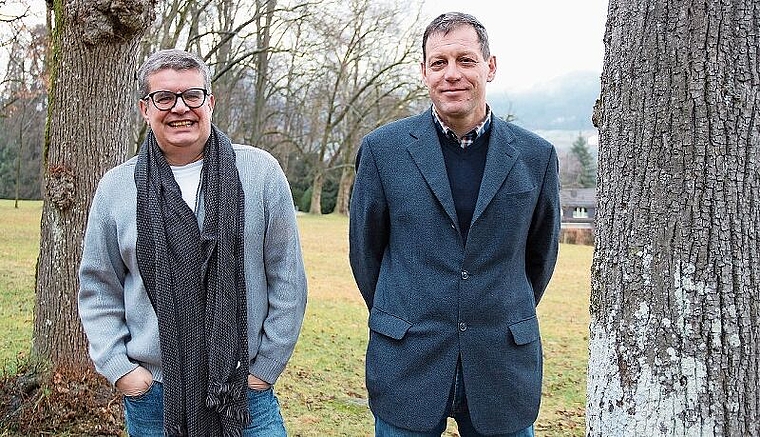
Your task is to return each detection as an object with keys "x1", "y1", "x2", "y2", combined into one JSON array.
[
  {"x1": 587, "y1": 1, "x2": 759, "y2": 435},
  {"x1": 33, "y1": 0, "x2": 155, "y2": 368}
]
